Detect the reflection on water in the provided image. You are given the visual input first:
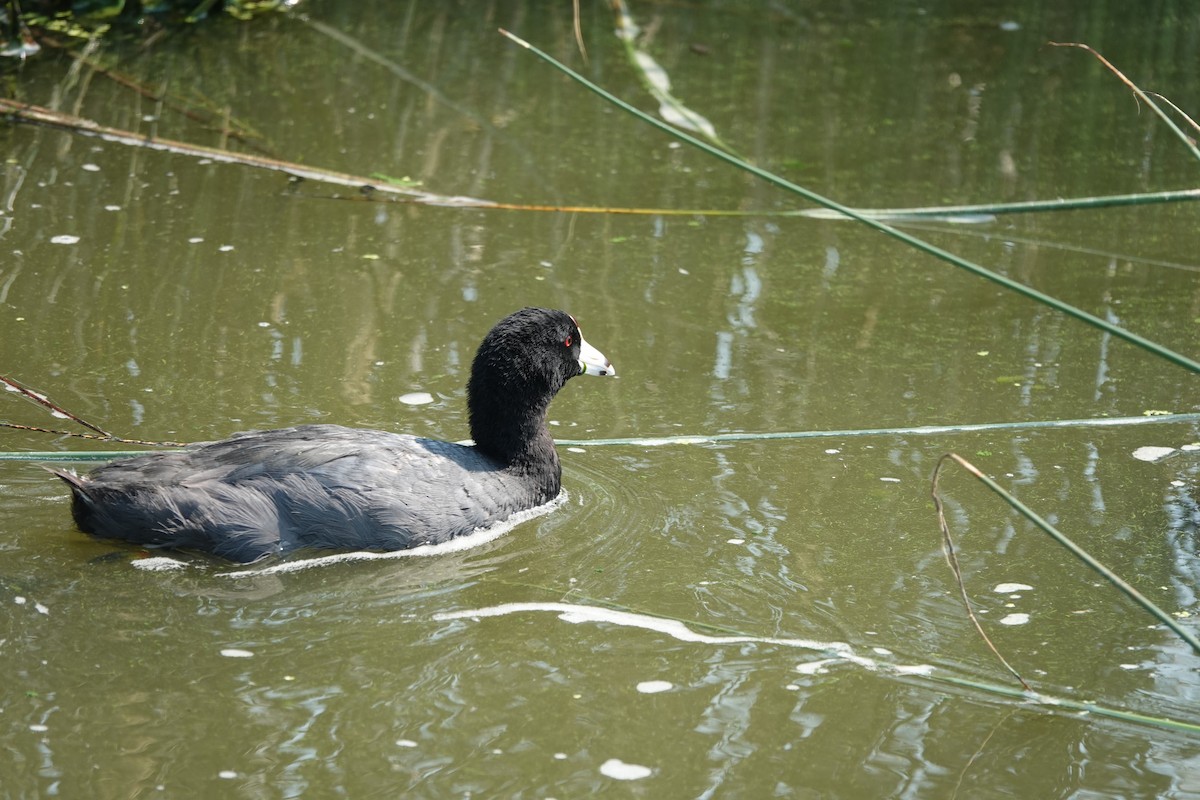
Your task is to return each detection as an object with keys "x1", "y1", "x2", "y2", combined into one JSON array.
[{"x1": 2, "y1": 0, "x2": 1200, "y2": 796}]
